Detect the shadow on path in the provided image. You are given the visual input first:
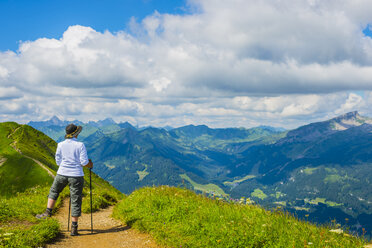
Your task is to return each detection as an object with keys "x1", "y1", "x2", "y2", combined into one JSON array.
[
  {"x1": 46, "y1": 198, "x2": 159, "y2": 247},
  {"x1": 75, "y1": 225, "x2": 131, "y2": 235}
]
